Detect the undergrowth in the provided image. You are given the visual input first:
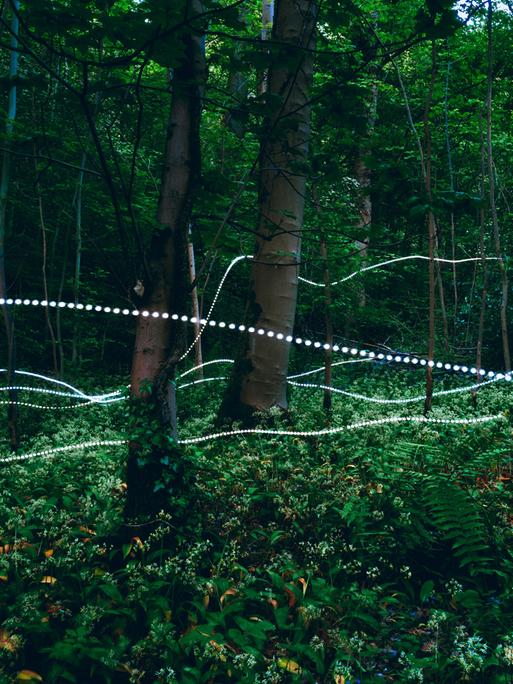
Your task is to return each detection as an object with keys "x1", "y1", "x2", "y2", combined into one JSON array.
[{"x1": 0, "y1": 365, "x2": 512, "y2": 683}]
